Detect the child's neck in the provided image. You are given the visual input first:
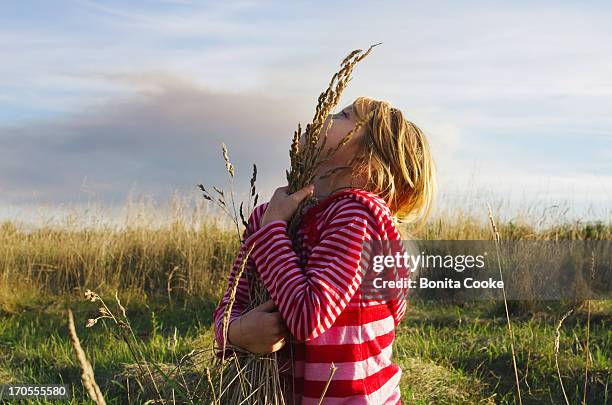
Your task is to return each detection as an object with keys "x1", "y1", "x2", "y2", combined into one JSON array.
[{"x1": 311, "y1": 173, "x2": 355, "y2": 200}]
